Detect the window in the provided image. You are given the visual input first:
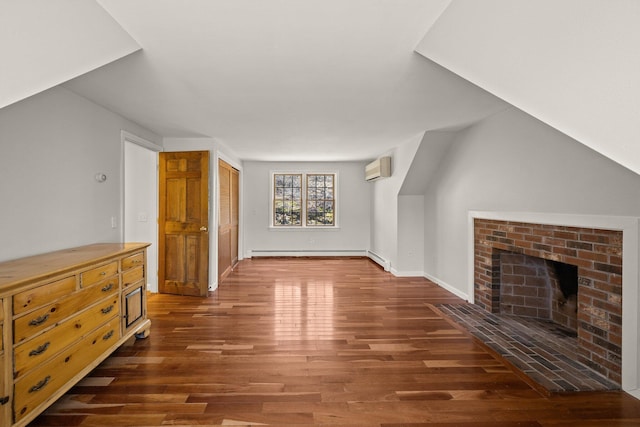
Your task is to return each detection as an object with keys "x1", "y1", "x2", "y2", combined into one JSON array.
[
  {"x1": 272, "y1": 172, "x2": 337, "y2": 227},
  {"x1": 273, "y1": 174, "x2": 302, "y2": 226},
  {"x1": 306, "y1": 174, "x2": 334, "y2": 226}
]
